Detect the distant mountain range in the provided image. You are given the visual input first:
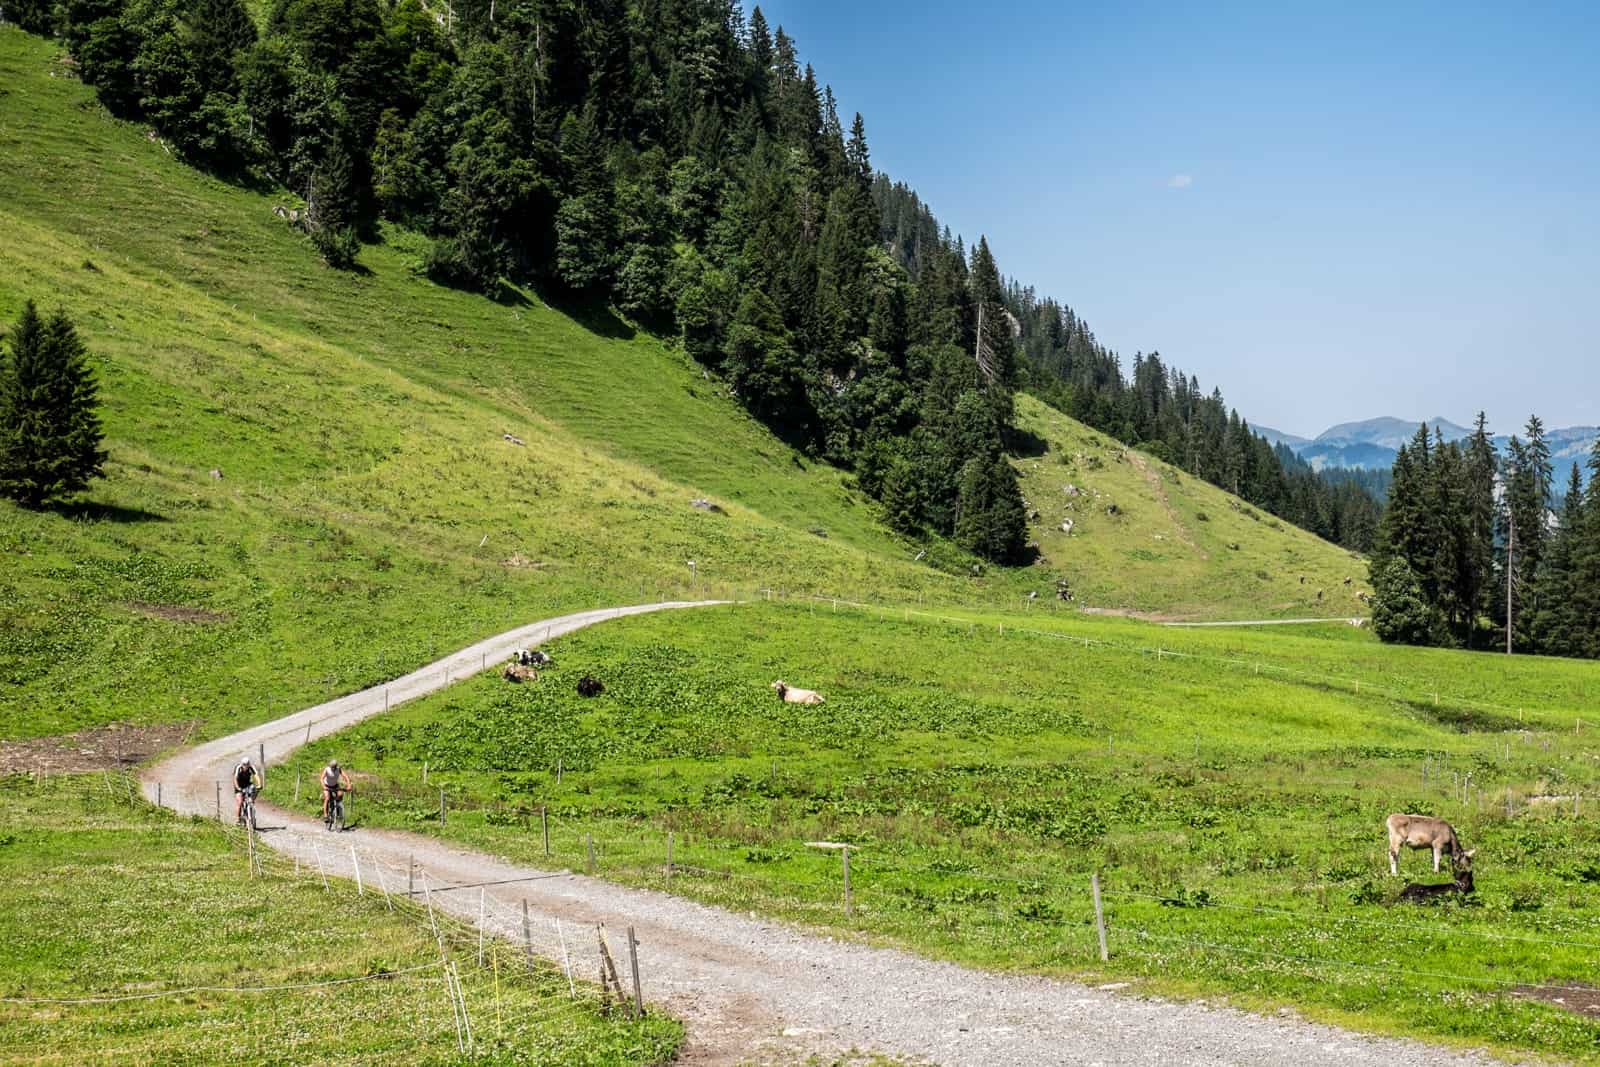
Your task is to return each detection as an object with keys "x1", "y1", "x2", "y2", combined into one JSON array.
[{"x1": 1255, "y1": 416, "x2": 1598, "y2": 485}]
